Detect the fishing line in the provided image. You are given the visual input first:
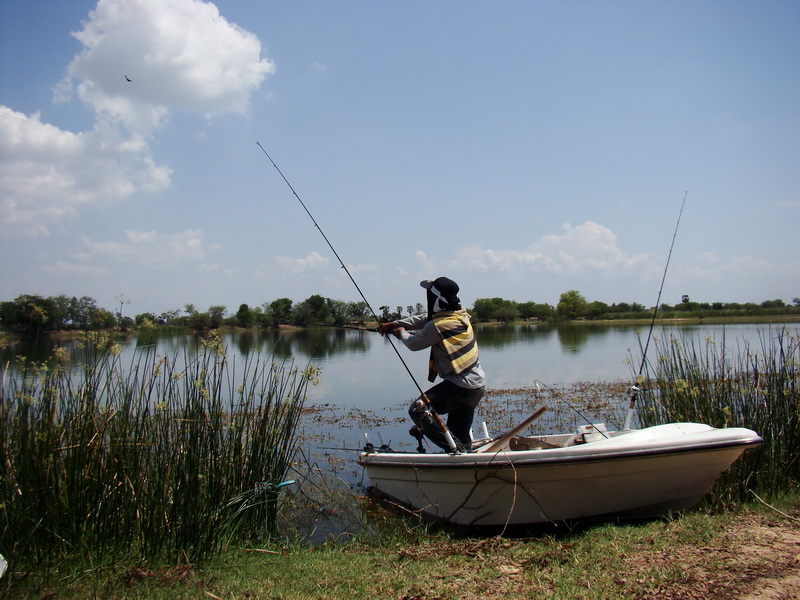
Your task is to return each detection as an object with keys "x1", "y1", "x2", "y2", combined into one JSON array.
[
  {"x1": 624, "y1": 191, "x2": 688, "y2": 429},
  {"x1": 256, "y1": 143, "x2": 458, "y2": 451},
  {"x1": 532, "y1": 379, "x2": 610, "y2": 437}
]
